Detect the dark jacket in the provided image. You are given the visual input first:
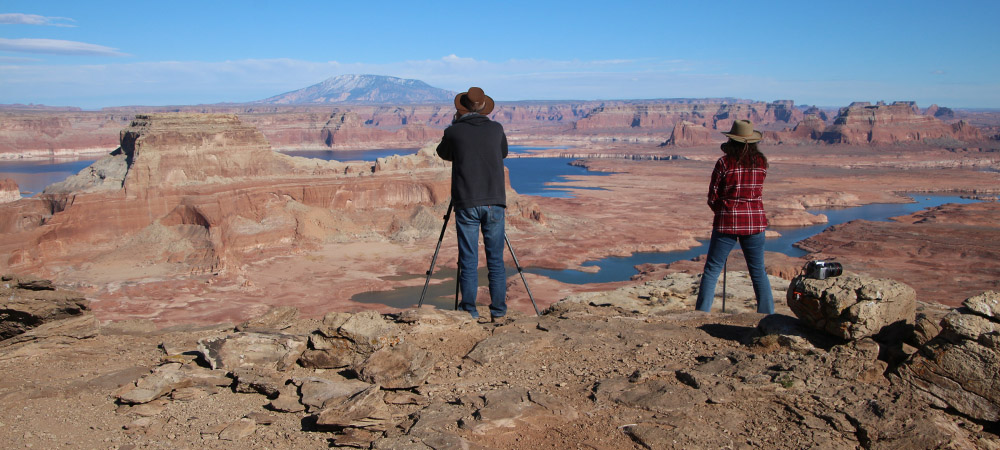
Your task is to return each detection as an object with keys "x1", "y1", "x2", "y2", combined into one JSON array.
[{"x1": 436, "y1": 113, "x2": 509, "y2": 209}]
